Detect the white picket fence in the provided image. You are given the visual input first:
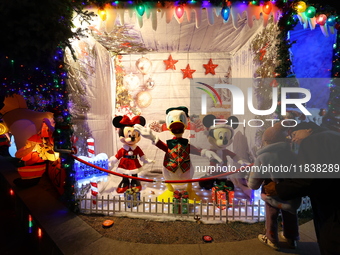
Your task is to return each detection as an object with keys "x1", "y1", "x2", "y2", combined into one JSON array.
[{"x1": 77, "y1": 195, "x2": 311, "y2": 223}]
